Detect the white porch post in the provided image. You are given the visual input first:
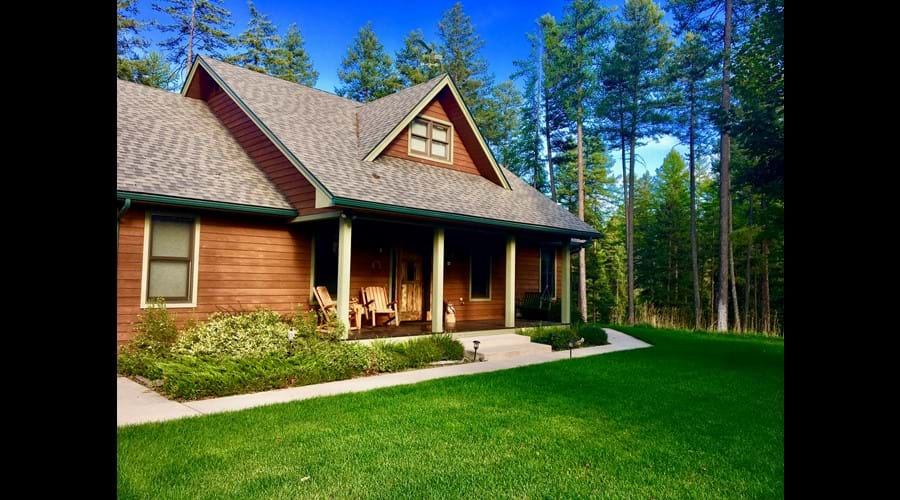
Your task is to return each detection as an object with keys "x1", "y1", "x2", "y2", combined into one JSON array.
[
  {"x1": 505, "y1": 235, "x2": 516, "y2": 328},
  {"x1": 561, "y1": 242, "x2": 571, "y2": 324},
  {"x1": 337, "y1": 215, "x2": 352, "y2": 337},
  {"x1": 432, "y1": 227, "x2": 445, "y2": 333}
]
